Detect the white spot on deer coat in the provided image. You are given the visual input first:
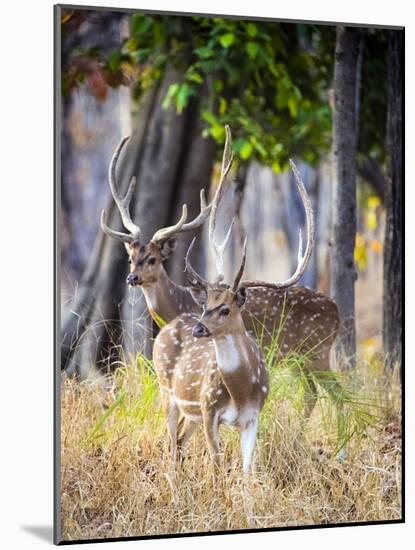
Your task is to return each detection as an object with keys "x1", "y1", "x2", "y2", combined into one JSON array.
[{"x1": 174, "y1": 396, "x2": 200, "y2": 407}]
